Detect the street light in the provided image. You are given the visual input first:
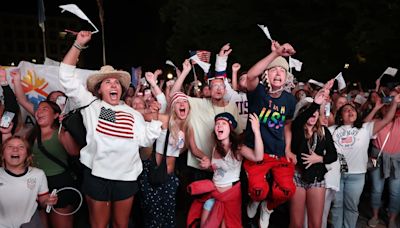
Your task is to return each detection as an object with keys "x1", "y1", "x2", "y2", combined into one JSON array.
[{"x1": 167, "y1": 73, "x2": 173, "y2": 79}]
